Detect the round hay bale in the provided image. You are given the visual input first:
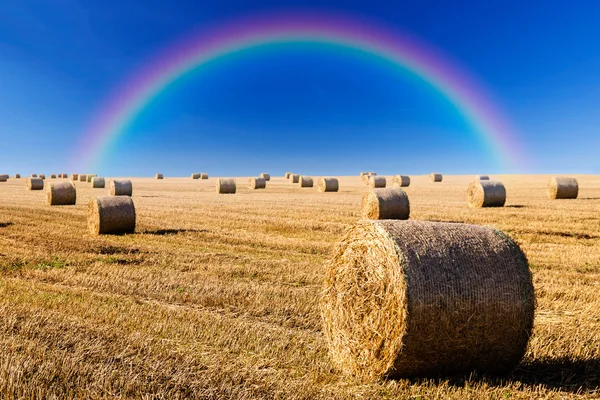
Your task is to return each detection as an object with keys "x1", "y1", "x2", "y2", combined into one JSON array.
[
  {"x1": 368, "y1": 176, "x2": 386, "y2": 188},
  {"x1": 318, "y1": 177, "x2": 339, "y2": 192},
  {"x1": 79, "y1": 174, "x2": 87, "y2": 182},
  {"x1": 46, "y1": 181, "x2": 76, "y2": 206},
  {"x1": 430, "y1": 173, "x2": 442, "y2": 182},
  {"x1": 191, "y1": 173, "x2": 201, "y2": 179},
  {"x1": 259, "y1": 173, "x2": 271, "y2": 181},
  {"x1": 361, "y1": 172, "x2": 377, "y2": 184},
  {"x1": 109, "y1": 180, "x2": 132, "y2": 196},
  {"x1": 393, "y1": 175, "x2": 410, "y2": 187},
  {"x1": 50, "y1": 174, "x2": 57, "y2": 179},
  {"x1": 61, "y1": 174, "x2": 68, "y2": 178},
  {"x1": 14, "y1": 174, "x2": 20, "y2": 179},
  {"x1": 476, "y1": 175, "x2": 490, "y2": 181},
  {"x1": 466, "y1": 180, "x2": 506, "y2": 208},
  {"x1": 289, "y1": 174, "x2": 300, "y2": 184},
  {"x1": 91, "y1": 177, "x2": 106, "y2": 188},
  {"x1": 299, "y1": 176, "x2": 314, "y2": 188},
  {"x1": 321, "y1": 220, "x2": 535, "y2": 380},
  {"x1": 27, "y1": 177, "x2": 44, "y2": 190},
  {"x1": 0, "y1": 176, "x2": 7, "y2": 183},
  {"x1": 248, "y1": 177, "x2": 266, "y2": 189},
  {"x1": 200, "y1": 173, "x2": 209, "y2": 179},
  {"x1": 31, "y1": 174, "x2": 37, "y2": 178},
  {"x1": 155, "y1": 173, "x2": 164, "y2": 179},
  {"x1": 217, "y1": 178, "x2": 236, "y2": 194},
  {"x1": 362, "y1": 188, "x2": 409, "y2": 220},
  {"x1": 88, "y1": 196, "x2": 136, "y2": 235},
  {"x1": 285, "y1": 172, "x2": 293, "y2": 179},
  {"x1": 39, "y1": 174, "x2": 46, "y2": 180},
  {"x1": 86, "y1": 174, "x2": 97, "y2": 183},
  {"x1": 548, "y1": 177, "x2": 578, "y2": 199},
  {"x1": 70, "y1": 174, "x2": 79, "y2": 181}
]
